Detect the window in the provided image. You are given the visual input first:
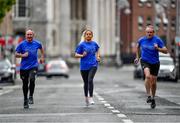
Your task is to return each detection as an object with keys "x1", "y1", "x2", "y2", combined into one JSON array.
[
  {"x1": 171, "y1": 17, "x2": 176, "y2": 31},
  {"x1": 52, "y1": 30, "x2": 56, "y2": 46},
  {"x1": 155, "y1": 16, "x2": 161, "y2": 30},
  {"x1": 14, "y1": 0, "x2": 29, "y2": 18},
  {"x1": 138, "y1": 0, "x2": 144, "y2": 7},
  {"x1": 138, "y1": 16, "x2": 143, "y2": 31},
  {"x1": 171, "y1": 0, "x2": 176, "y2": 8},
  {"x1": 163, "y1": 17, "x2": 168, "y2": 30},
  {"x1": 146, "y1": 16, "x2": 151, "y2": 25},
  {"x1": 146, "y1": 0, "x2": 152, "y2": 7},
  {"x1": 70, "y1": 0, "x2": 87, "y2": 20}
]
